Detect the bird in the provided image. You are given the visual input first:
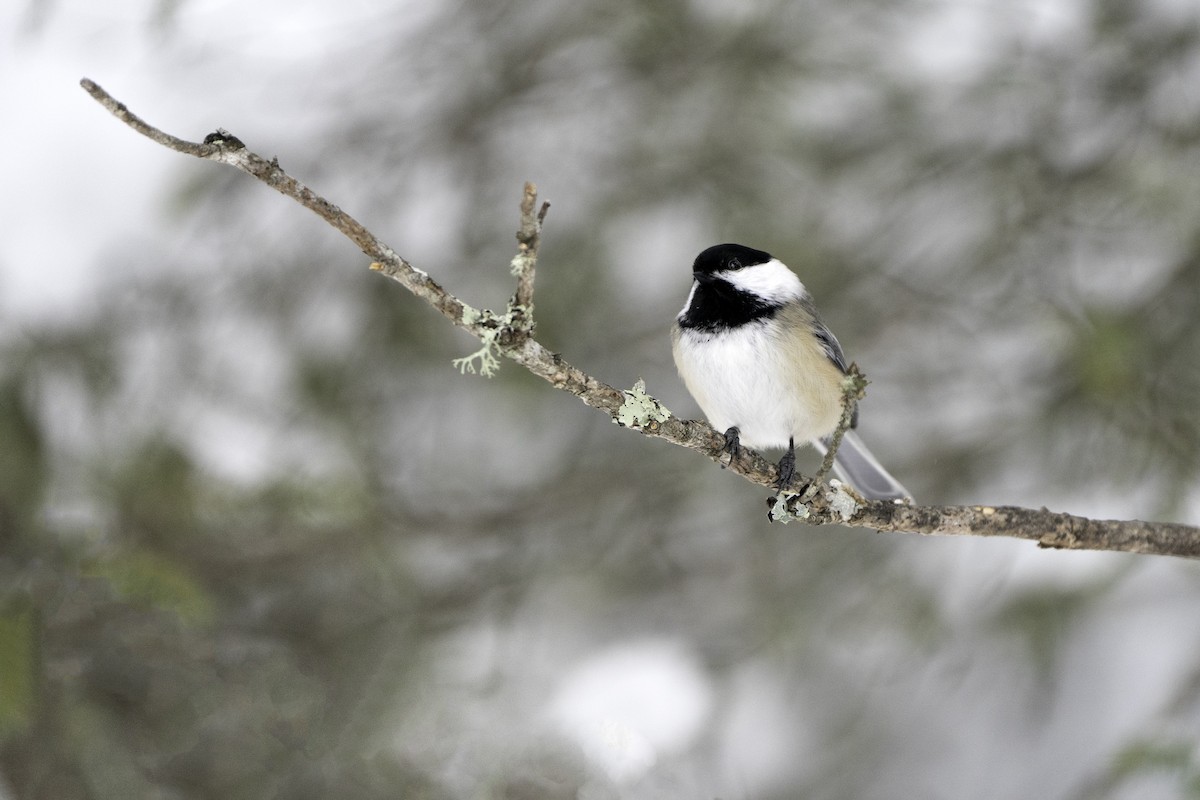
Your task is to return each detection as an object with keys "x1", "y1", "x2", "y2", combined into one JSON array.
[{"x1": 671, "y1": 243, "x2": 910, "y2": 501}]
